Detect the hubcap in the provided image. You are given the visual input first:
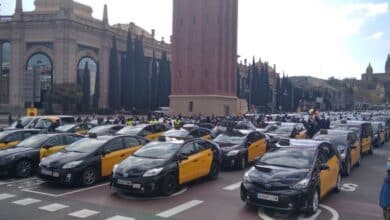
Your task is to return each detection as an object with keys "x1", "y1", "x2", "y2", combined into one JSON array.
[
  {"x1": 18, "y1": 161, "x2": 31, "y2": 177},
  {"x1": 84, "y1": 170, "x2": 95, "y2": 184}
]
